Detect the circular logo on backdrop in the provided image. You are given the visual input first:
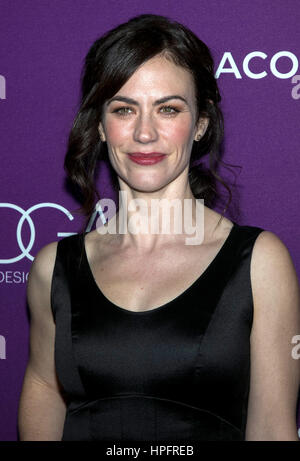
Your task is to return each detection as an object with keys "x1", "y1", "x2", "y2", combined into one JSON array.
[{"x1": 0, "y1": 202, "x2": 75, "y2": 263}]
